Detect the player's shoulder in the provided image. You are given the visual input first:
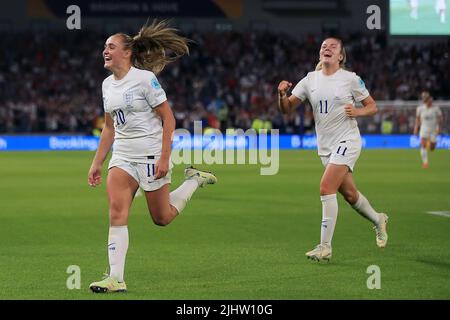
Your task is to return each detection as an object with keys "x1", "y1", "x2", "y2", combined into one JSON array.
[
  {"x1": 131, "y1": 67, "x2": 156, "y2": 80},
  {"x1": 301, "y1": 70, "x2": 319, "y2": 82},
  {"x1": 131, "y1": 67, "x2": 163, "y2": 89},
  {"x1": 102, "y1": 74, "x2": 114, "y2": 89},
  {"x1": 432, "y1": 105, "x2": 442, "y2": 113},
  {"x1": 339, "y1": 69, "x2": 359, "y2": 80}
]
